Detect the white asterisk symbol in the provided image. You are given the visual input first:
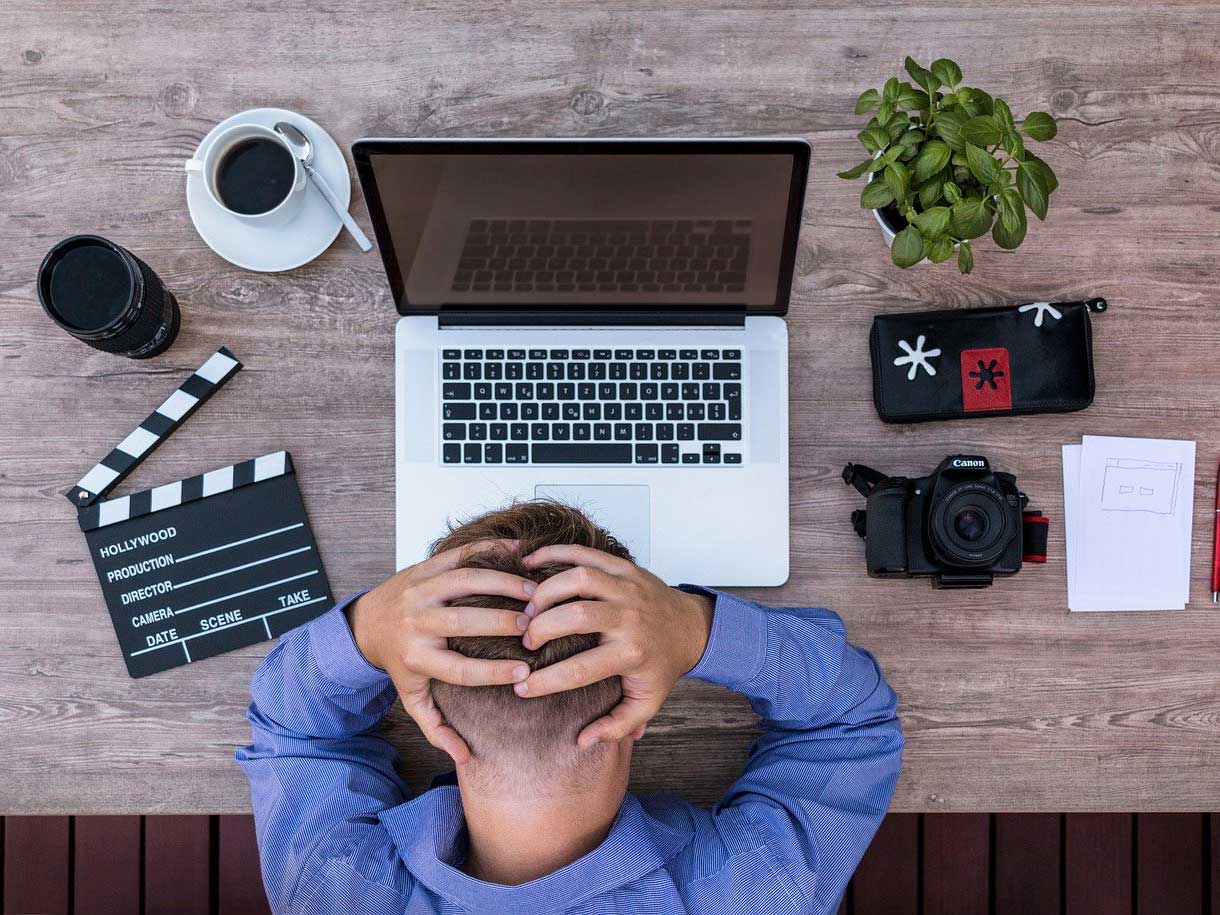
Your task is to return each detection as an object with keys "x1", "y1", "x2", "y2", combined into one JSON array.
[
  {"x1": 1017, "y1": 301, "x2": 1062, "y2": 328},
  {"x1": 893, "y1": 335, "x2": 942, "y2": 380}
]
